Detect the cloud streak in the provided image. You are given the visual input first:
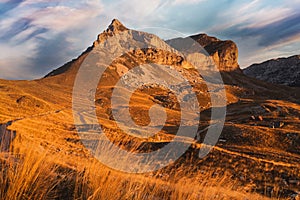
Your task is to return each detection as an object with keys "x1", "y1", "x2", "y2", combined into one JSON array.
[
  {"x1": 0, "y1": 0, "x2": 23, "y2": 14},
  {"x1": 0, "y1": 0, "x2": 103, "y2": 79},
  {"x1": 219, "y1": 12, "x2": 300, "y2": 47}
]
